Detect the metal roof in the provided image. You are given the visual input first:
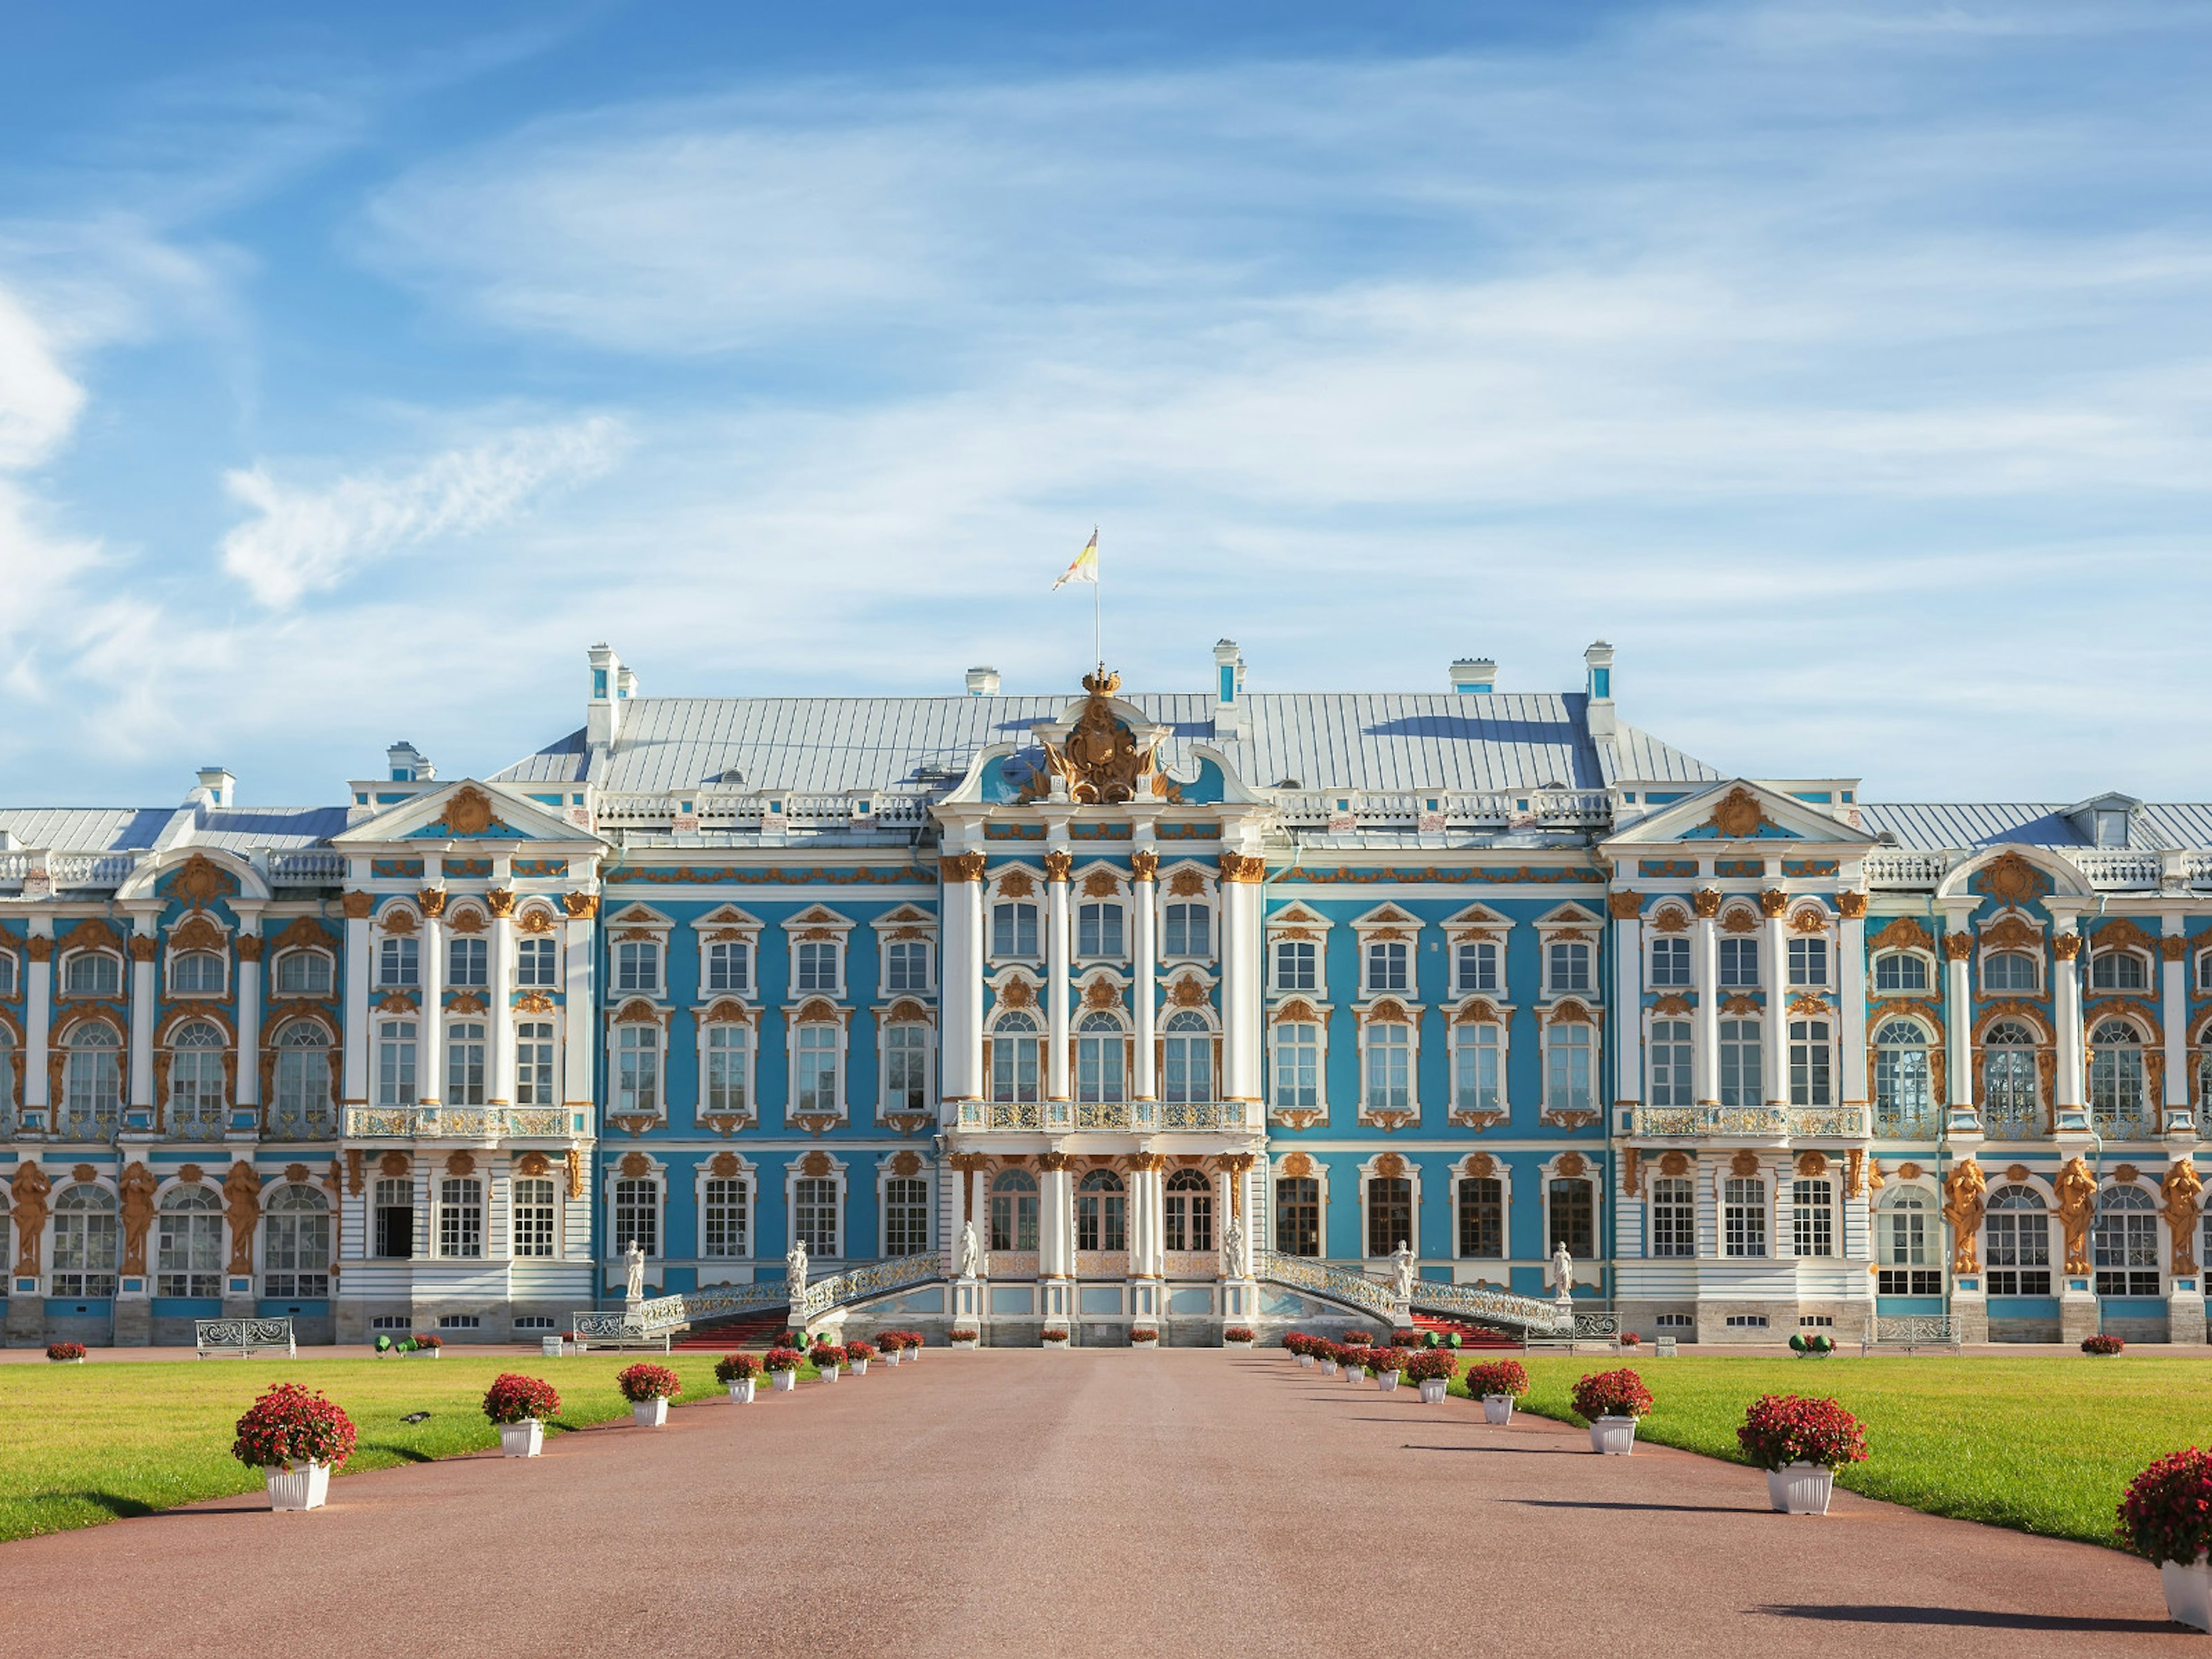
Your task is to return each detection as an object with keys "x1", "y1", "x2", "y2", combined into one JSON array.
[
  {"x1": 0, "y1": 808, "x2": 176, "y2": 851},
  {"x1": 189, "y1": 806, "x2": 354, "y2": 852},
  {"x1": 1861, "y1": 802, "x2": 2212, "y2": 851}
]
